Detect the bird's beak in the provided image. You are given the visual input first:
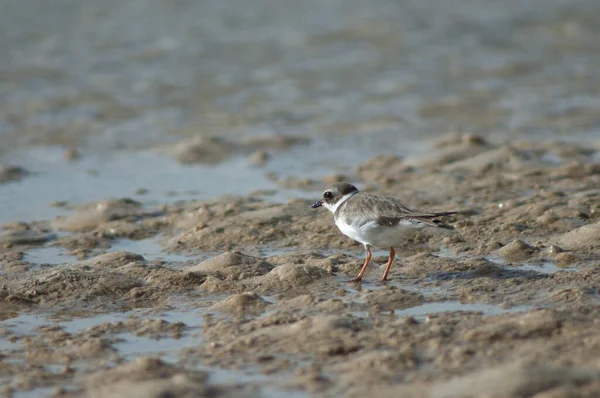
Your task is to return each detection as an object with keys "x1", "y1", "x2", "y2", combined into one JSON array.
[{"x1": 311, "y1": 200, "x2": 323, "y2": 209}]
